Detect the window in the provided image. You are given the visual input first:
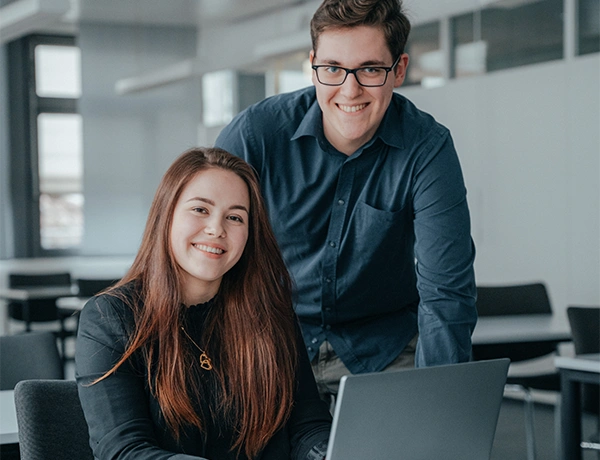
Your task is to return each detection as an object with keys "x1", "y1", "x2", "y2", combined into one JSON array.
[
  {"x1": 579, "y1": 0, "x2": 600, "y2": 55},
  {"x1": 8, "y1": 35, "x2": 82, "y2": 256},
  {"x1": 453, "y1": 11, "x2": 488, "y2": 78},
  {"x1": 480, "y1": 0, "x2": 564, "y2": 72},
  {"x1": 202, "y1": 70, "x2": 234, "y2": 128},
  {"x1": 404, "y1": 21, "x2": 443, "y2": 87}
]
